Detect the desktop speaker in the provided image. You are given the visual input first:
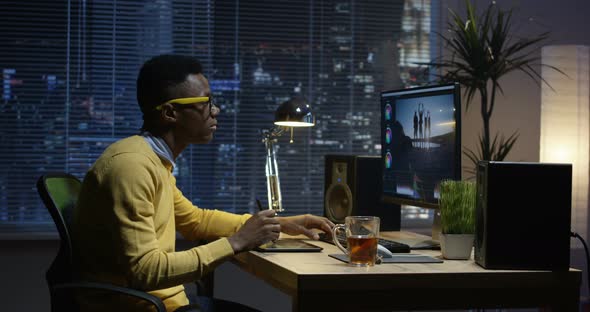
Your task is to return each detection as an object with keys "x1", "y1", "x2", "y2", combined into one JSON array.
[
  {"x1": 324, "y1": 155, "x2": 400, "y2": 230},
  {"x1": 474, "y1": 161, "x2": 572, "y2": 271}
]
